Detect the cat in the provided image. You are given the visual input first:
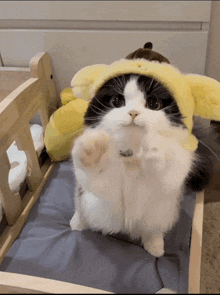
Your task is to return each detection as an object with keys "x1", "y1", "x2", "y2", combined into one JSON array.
[{"x1": 70, "y1": 73, "x2": 214, "y2": 257}]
